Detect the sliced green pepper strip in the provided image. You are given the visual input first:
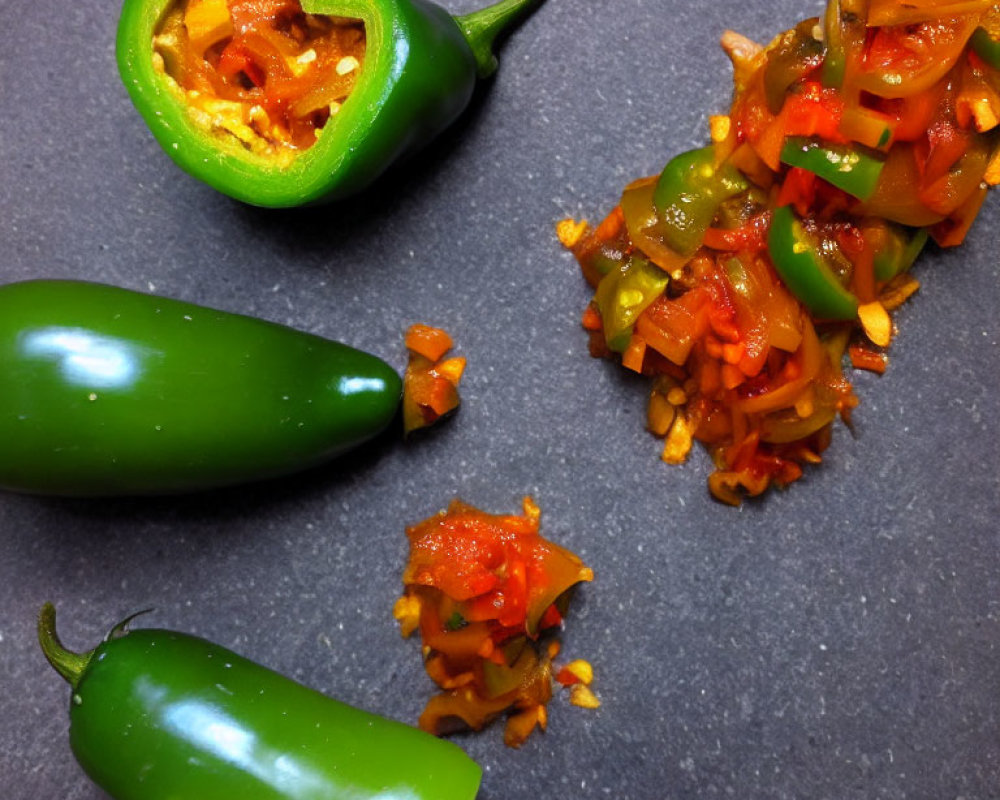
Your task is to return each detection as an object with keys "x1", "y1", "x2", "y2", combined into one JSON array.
[
  {"x1": 873, "y1": 225, "x2": 929, "y2": 282},
  {"x1": 39, "y1": 604, "x2": 481, "y2": 800},
  {"x1": 116, "y1": 0, "x2": 541, "y2": 206},
  {"x1": 595, "y1": 256, "x2": 670, "y2": 352},
  {"x1": 768, "y1": 205, "x2": 859, "y2": 321},
  {"x1": 971, "y1": 26, "x2": 1000, "y2": 69},
  {"x1": 821, "y1": 0, "x2": 846, "y2": 88},
  {"x1": 652, "y1": 146, "x2": 749, "y2": 257},
  {"x1": 780, "y1": 137, "x2": 885, "y2": 200}
]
